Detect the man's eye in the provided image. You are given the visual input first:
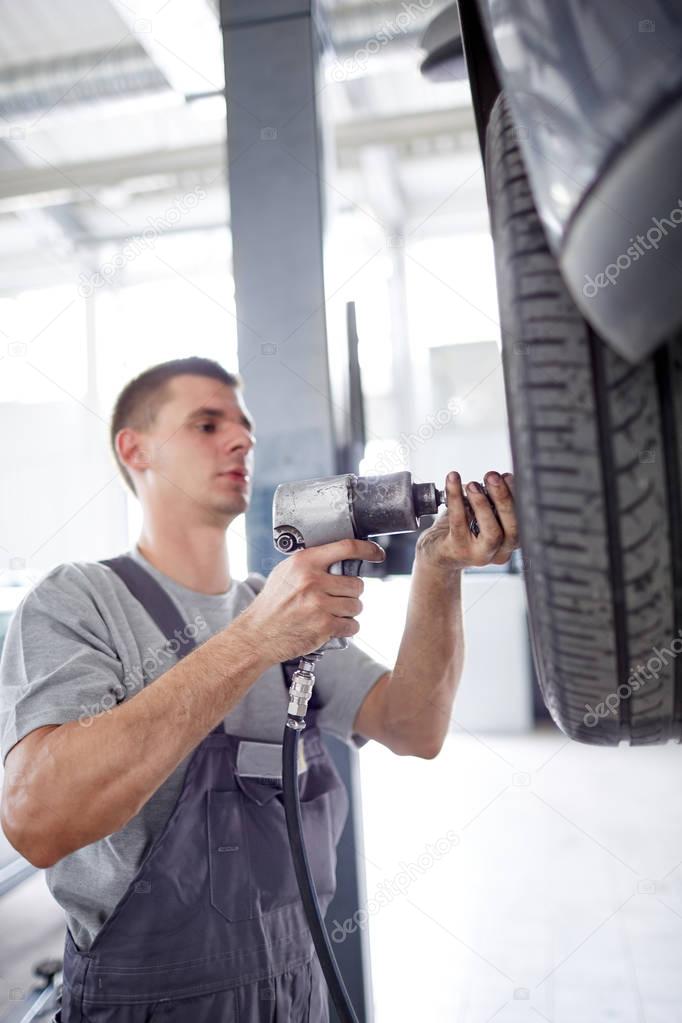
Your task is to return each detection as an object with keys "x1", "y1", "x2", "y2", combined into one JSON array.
[{"x1": 198, "y1": 423, "x2": 216, "y2": 433}]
